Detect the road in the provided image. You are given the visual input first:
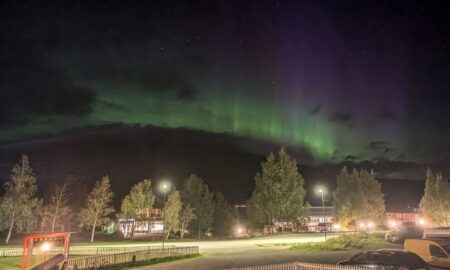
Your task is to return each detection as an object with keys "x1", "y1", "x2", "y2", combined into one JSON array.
[{"x1": 132, "y1": 233, "x2": 359, "y2": 270}]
